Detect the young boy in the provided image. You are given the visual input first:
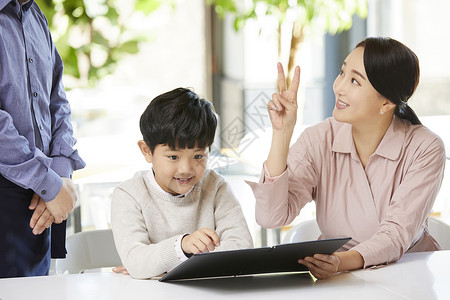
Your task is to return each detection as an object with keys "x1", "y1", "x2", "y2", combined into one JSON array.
[{"x1": 111, "y1": 88, "x2": 253, "y2": 279}]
